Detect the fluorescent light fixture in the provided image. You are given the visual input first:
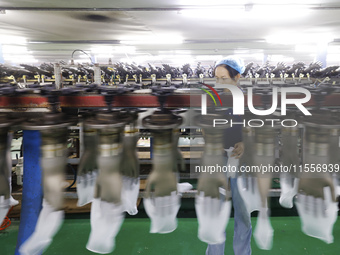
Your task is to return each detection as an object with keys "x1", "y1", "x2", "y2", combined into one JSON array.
[
  {"x1": 78, "y1": 54, "x2": 91, "y2": 59},
  {"x1": 92, "y1": 46, "x2": 136, "y2": 55},
  {"x1": 168, "y1": 59, "x2": 195, "y2": 65},
  {"x1": 230, "y1": 52, "x2": 264, "y2": 61},
  {"x1": 28, "y1": 41, "x2": 48, "y2": 44},
  {"x1": 91, "y1": 46, "x2": 113, "y2": 54},
  {"x1": 251, "y1": 5, "x2": 311, "y2": 19},
  {"x1": 158, "y1": 54, "x2": 192, "y2": 59},
  {"x1": 196, "y1": 55, "x2": 223, "y2": 60},
  {"x1": 120, "y1": 36, "x2": 183, "y2": 45},
  {"x1": 95, "y1": 54, "x2": 114, "y2": 59},
  {"x1": 158, "y1": 50, "x2": 192, "y2": 55},
  {"x1": 133, "y1": 55, "x2": 163, "y2": 63},
  {"x1": 246, "y1": 53, "x2": 264, "y2": 60},
  {"x1": 0, "y1": 35, "x2": 27, "y2": 45},
  {"x1": 114, "y1": 46, "x2": 136, "y2": 54},
  {"x1": 157, "y1": 54, "x2": 193, "y2": 65},
  {"x1": 295, "y1": 44, "x2": 317, "y2": 52},
  {"x1": 234, "y1": 49, "x2": 250, "y2": 54},
  {"x1": 328, "y1": 46, "x2": 340, "y2": 54},
  {"x1": 74, "y1": 59, "x2": 91, "y2": 63},
  {"x1": 2, "y1": 45, "x2": 30, "y2": 54},
  {"x1": 178, "y1": 0, "x2": 243, "y2": 6},
  {"x1": 179, "y1": 4, "x2": 311, "y2": 20},
  {"x1": 268, "y1": 54, "x2": 294, "y2": 63},
  {"x1": 4, "y1": 55, "x2": 37, "y2": 63},
  {"x1": 266, "y1": 32, "x2": 334, "y2": 45},
  {"x1": 119, "y1": 58, "x2": 132, "y2": 63},
  {"x1": 175, "y1": 50, "x2": 192, "y2": 55},
  {"x1": 326, "y1": 54, "x2": 340, "y2": 63},
  {"x1": 179, "y1": 8, "x2": 243, "y2": 20}
]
